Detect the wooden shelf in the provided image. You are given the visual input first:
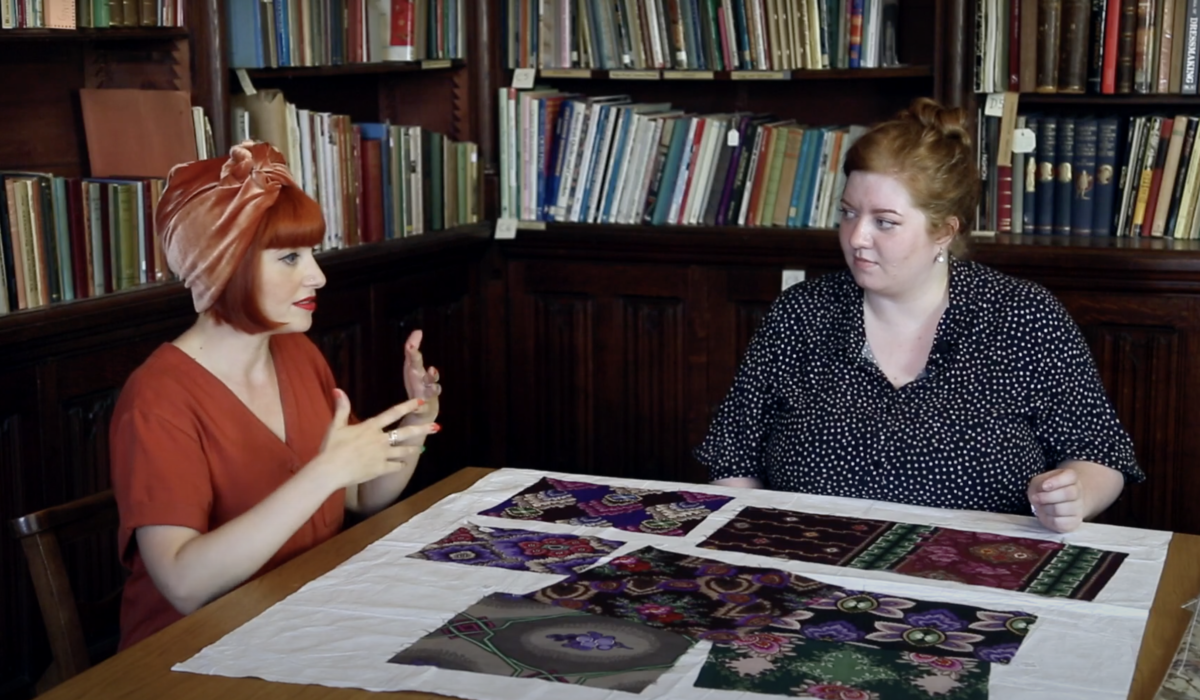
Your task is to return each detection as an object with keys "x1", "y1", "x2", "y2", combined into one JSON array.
[
  {"x1": 0, "y1": 224, "x2": 491, "y2": 349},
  {"x1": 520, "y1": 65, "x2": 933, "y2": 81},
  {"x1": 1020, "y1": 93, "x2": 1200, "y2": 106},
  {"x1": 0, "y1": 27, "x2": 187, "y2": 41},
  {"x1": 241, "y1": 59, "x2": 465, "y2": 80}
]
